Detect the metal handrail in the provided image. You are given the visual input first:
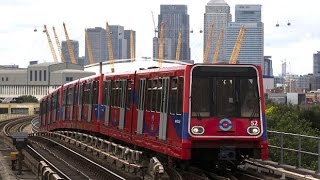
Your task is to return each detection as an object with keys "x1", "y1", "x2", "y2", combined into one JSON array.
[{"x1": 268, "y1": 130, "x2": 320, "y2": 172}]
